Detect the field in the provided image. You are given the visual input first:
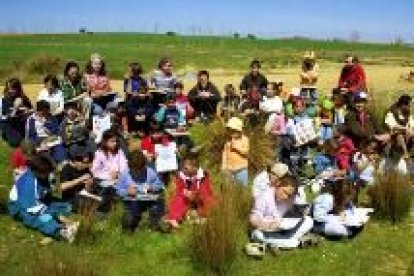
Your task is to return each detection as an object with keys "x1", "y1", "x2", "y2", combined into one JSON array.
[{"x1": 0, "y1": 33, "x2": 413, "y2": 276}]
